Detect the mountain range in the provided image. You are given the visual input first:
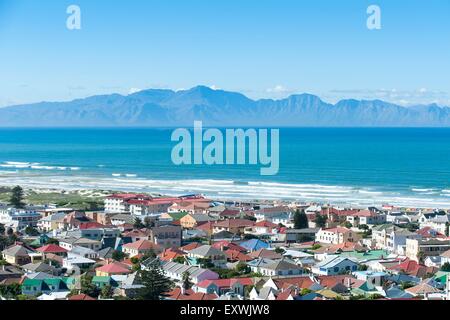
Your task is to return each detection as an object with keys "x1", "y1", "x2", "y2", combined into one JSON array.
[{"x1": 1, "y1": 86, "x2": 450, "y2": 127}]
